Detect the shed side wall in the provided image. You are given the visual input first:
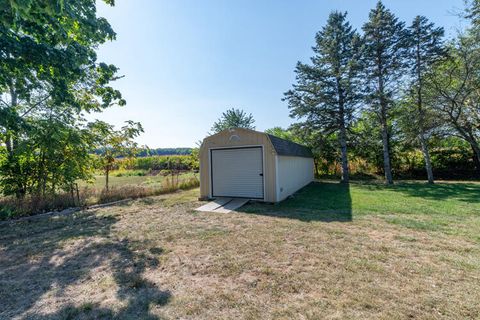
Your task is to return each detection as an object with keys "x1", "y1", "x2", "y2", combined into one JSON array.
[
  {"x1": 276, "y1": 155, "x2": 314, "y2": 201},
  {"x1": 199, "y1": 129, "x2": 277, "y2": 202}
]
